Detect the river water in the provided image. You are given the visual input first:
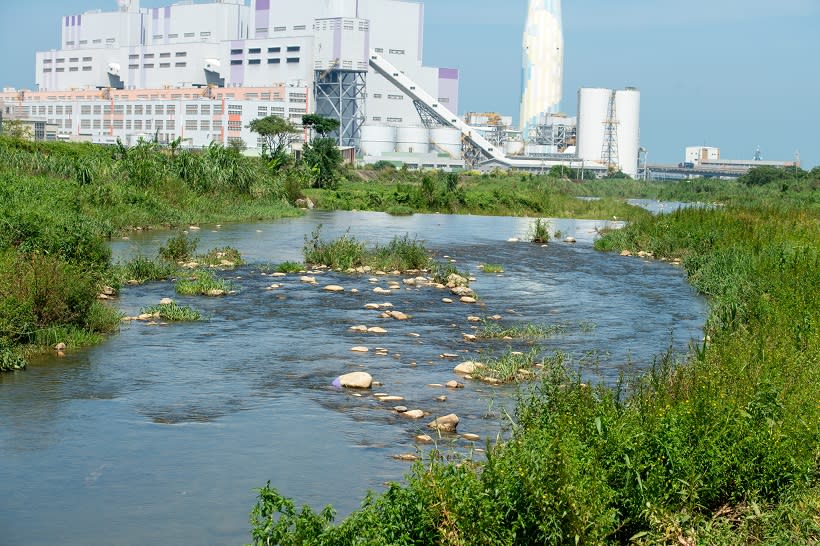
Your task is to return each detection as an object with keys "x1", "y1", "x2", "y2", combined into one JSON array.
[{"x1": 0, "y1": 211, "x2": 706, "y2": 546}]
